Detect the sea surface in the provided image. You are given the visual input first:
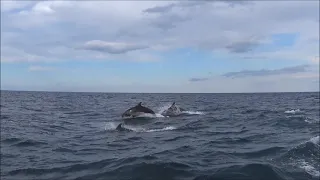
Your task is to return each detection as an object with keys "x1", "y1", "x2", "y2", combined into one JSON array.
[{"x1": 1, "y1": 91, "x2": 319, "y2": 180}]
